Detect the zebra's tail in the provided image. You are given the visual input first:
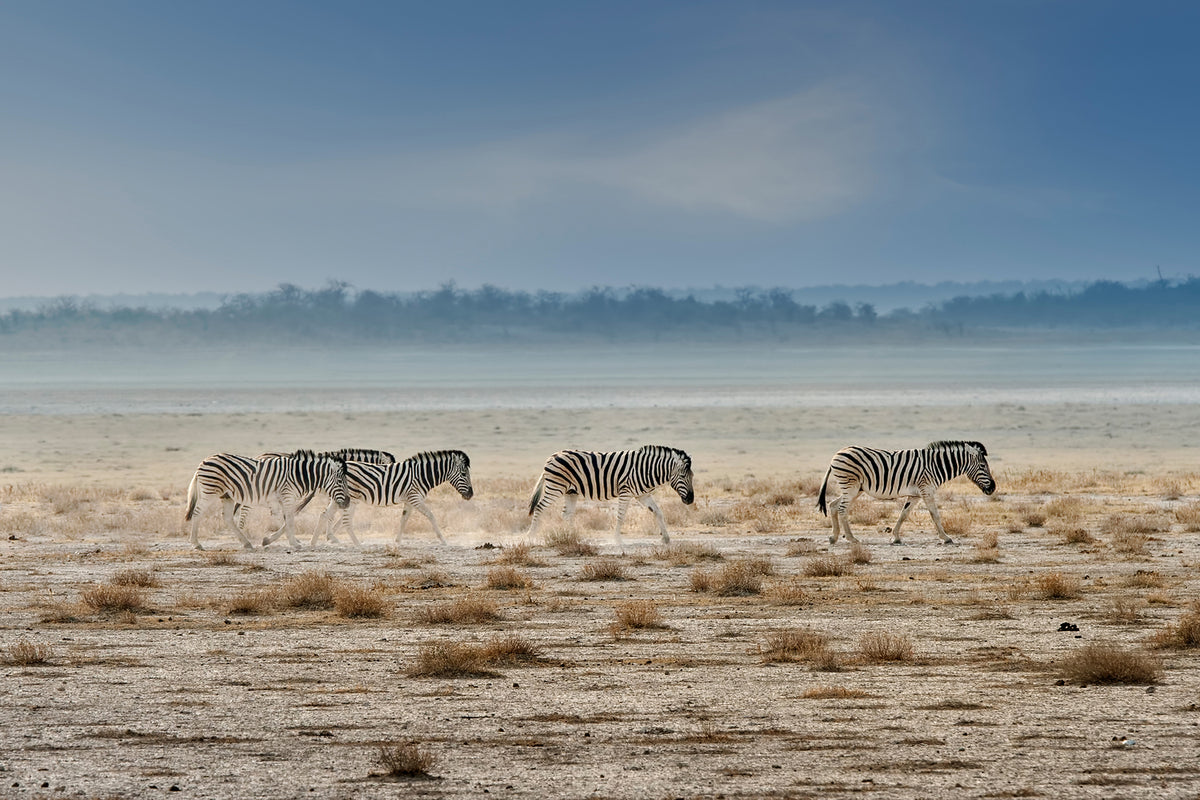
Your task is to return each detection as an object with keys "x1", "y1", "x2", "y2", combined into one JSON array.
[
  {"x1": 528, "y1": 474, "x2": 546, "y2": 517},
  {"x1": 184, "y1": 472, "x2": 200, "y2": 521},
  {"x1": 816, "y1": 467, "x2": 831, "y2": 517}
]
